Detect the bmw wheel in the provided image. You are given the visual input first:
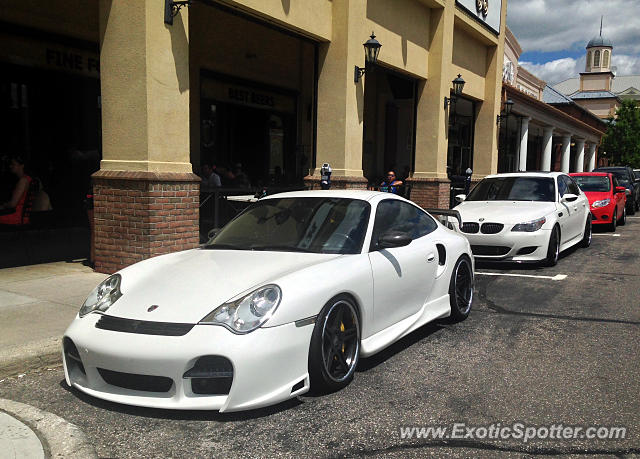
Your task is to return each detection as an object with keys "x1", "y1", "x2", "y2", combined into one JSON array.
[
  {"x1": 544, "y1": 226, "x2": 560, "y2": 267},
  {"x1": 448, "y1": 256, "x2": 473, "y2": 322},
  {"x1": 309, "y1": 295, "x2": 360, "y2": 392}
]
